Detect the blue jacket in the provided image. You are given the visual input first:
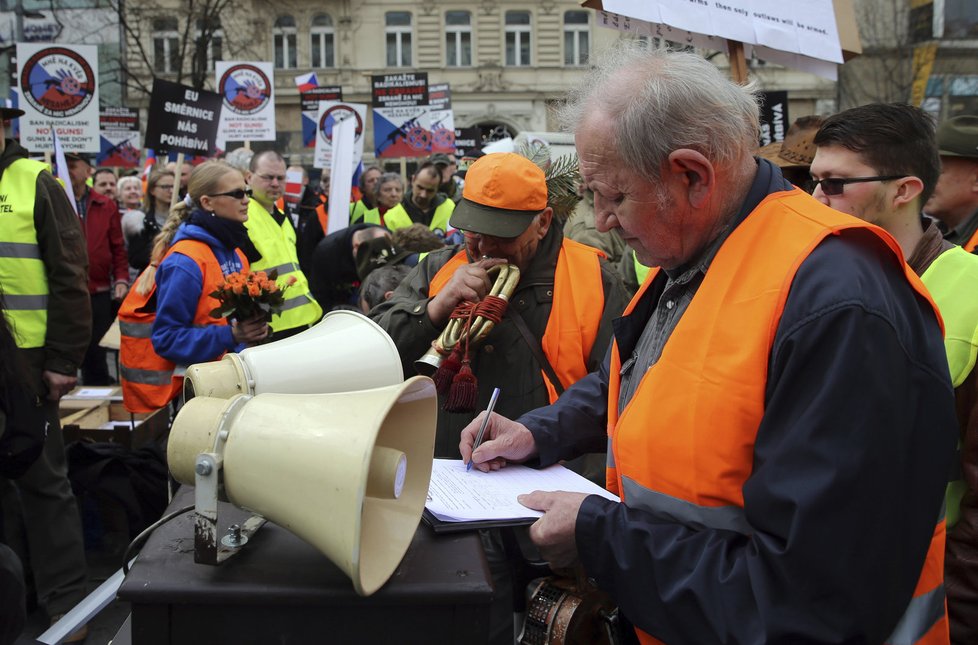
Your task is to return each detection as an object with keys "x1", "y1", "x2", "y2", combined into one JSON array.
[{"x1": 151, "y1": 223, "x2": 245, "y2": 365}]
